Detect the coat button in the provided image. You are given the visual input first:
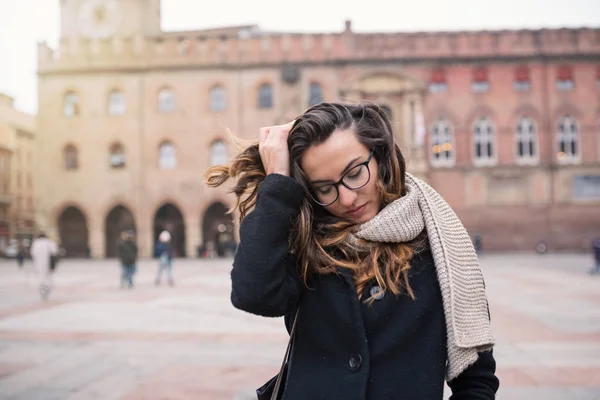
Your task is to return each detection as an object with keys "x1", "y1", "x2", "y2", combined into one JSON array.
[
  {"x1": 370, "y1": 285, "x2": 385, "y2": 300},
  {"x1": 349, "y1": 354, "x2": 363, "y2": 371}
]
